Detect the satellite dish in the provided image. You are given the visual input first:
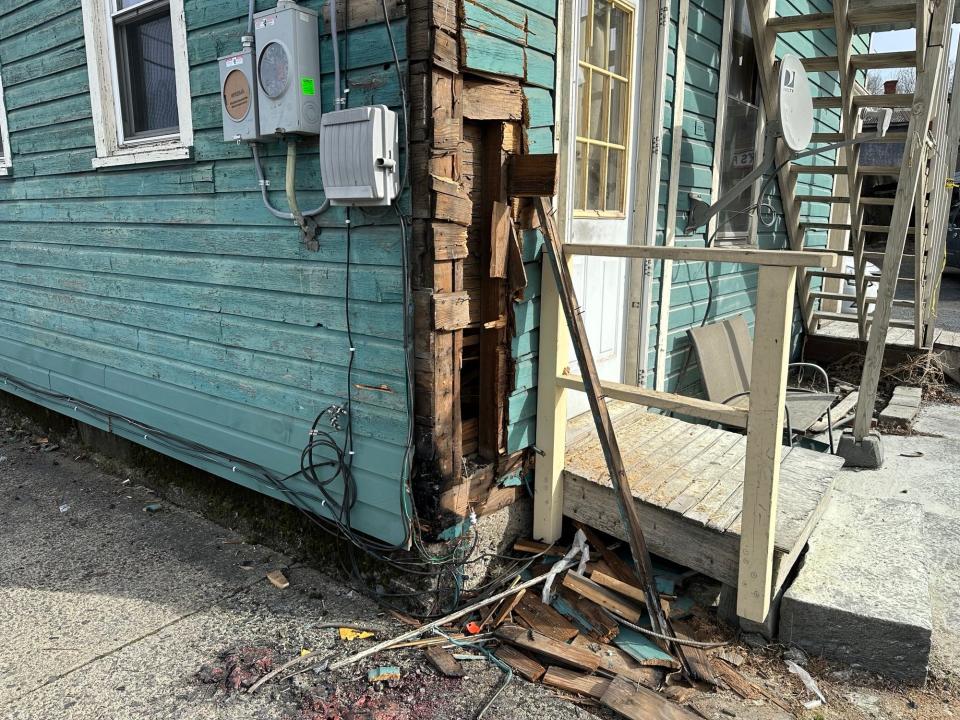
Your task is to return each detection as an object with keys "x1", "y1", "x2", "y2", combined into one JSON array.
[{"x1": 778, "y1": 54, "x2": 813, "y2": 152}]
